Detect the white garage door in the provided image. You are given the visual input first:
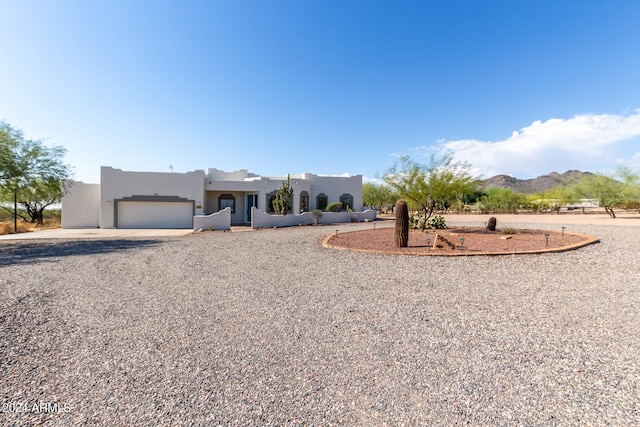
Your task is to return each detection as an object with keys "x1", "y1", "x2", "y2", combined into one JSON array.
[{"x1": 117, "y1": 201, "x2": 193, "y2": 228}]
